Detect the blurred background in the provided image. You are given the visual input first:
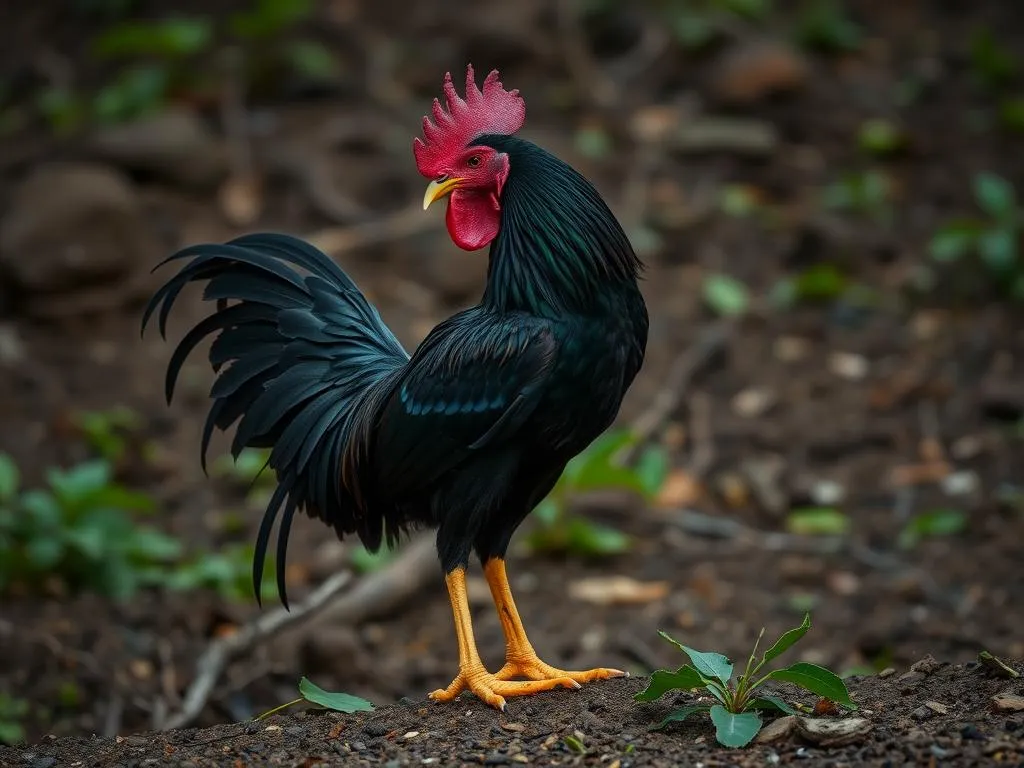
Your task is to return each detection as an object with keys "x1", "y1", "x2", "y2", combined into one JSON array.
[{"x1": 1, "y1": 0, "x2": 1022, "y2": 745}]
